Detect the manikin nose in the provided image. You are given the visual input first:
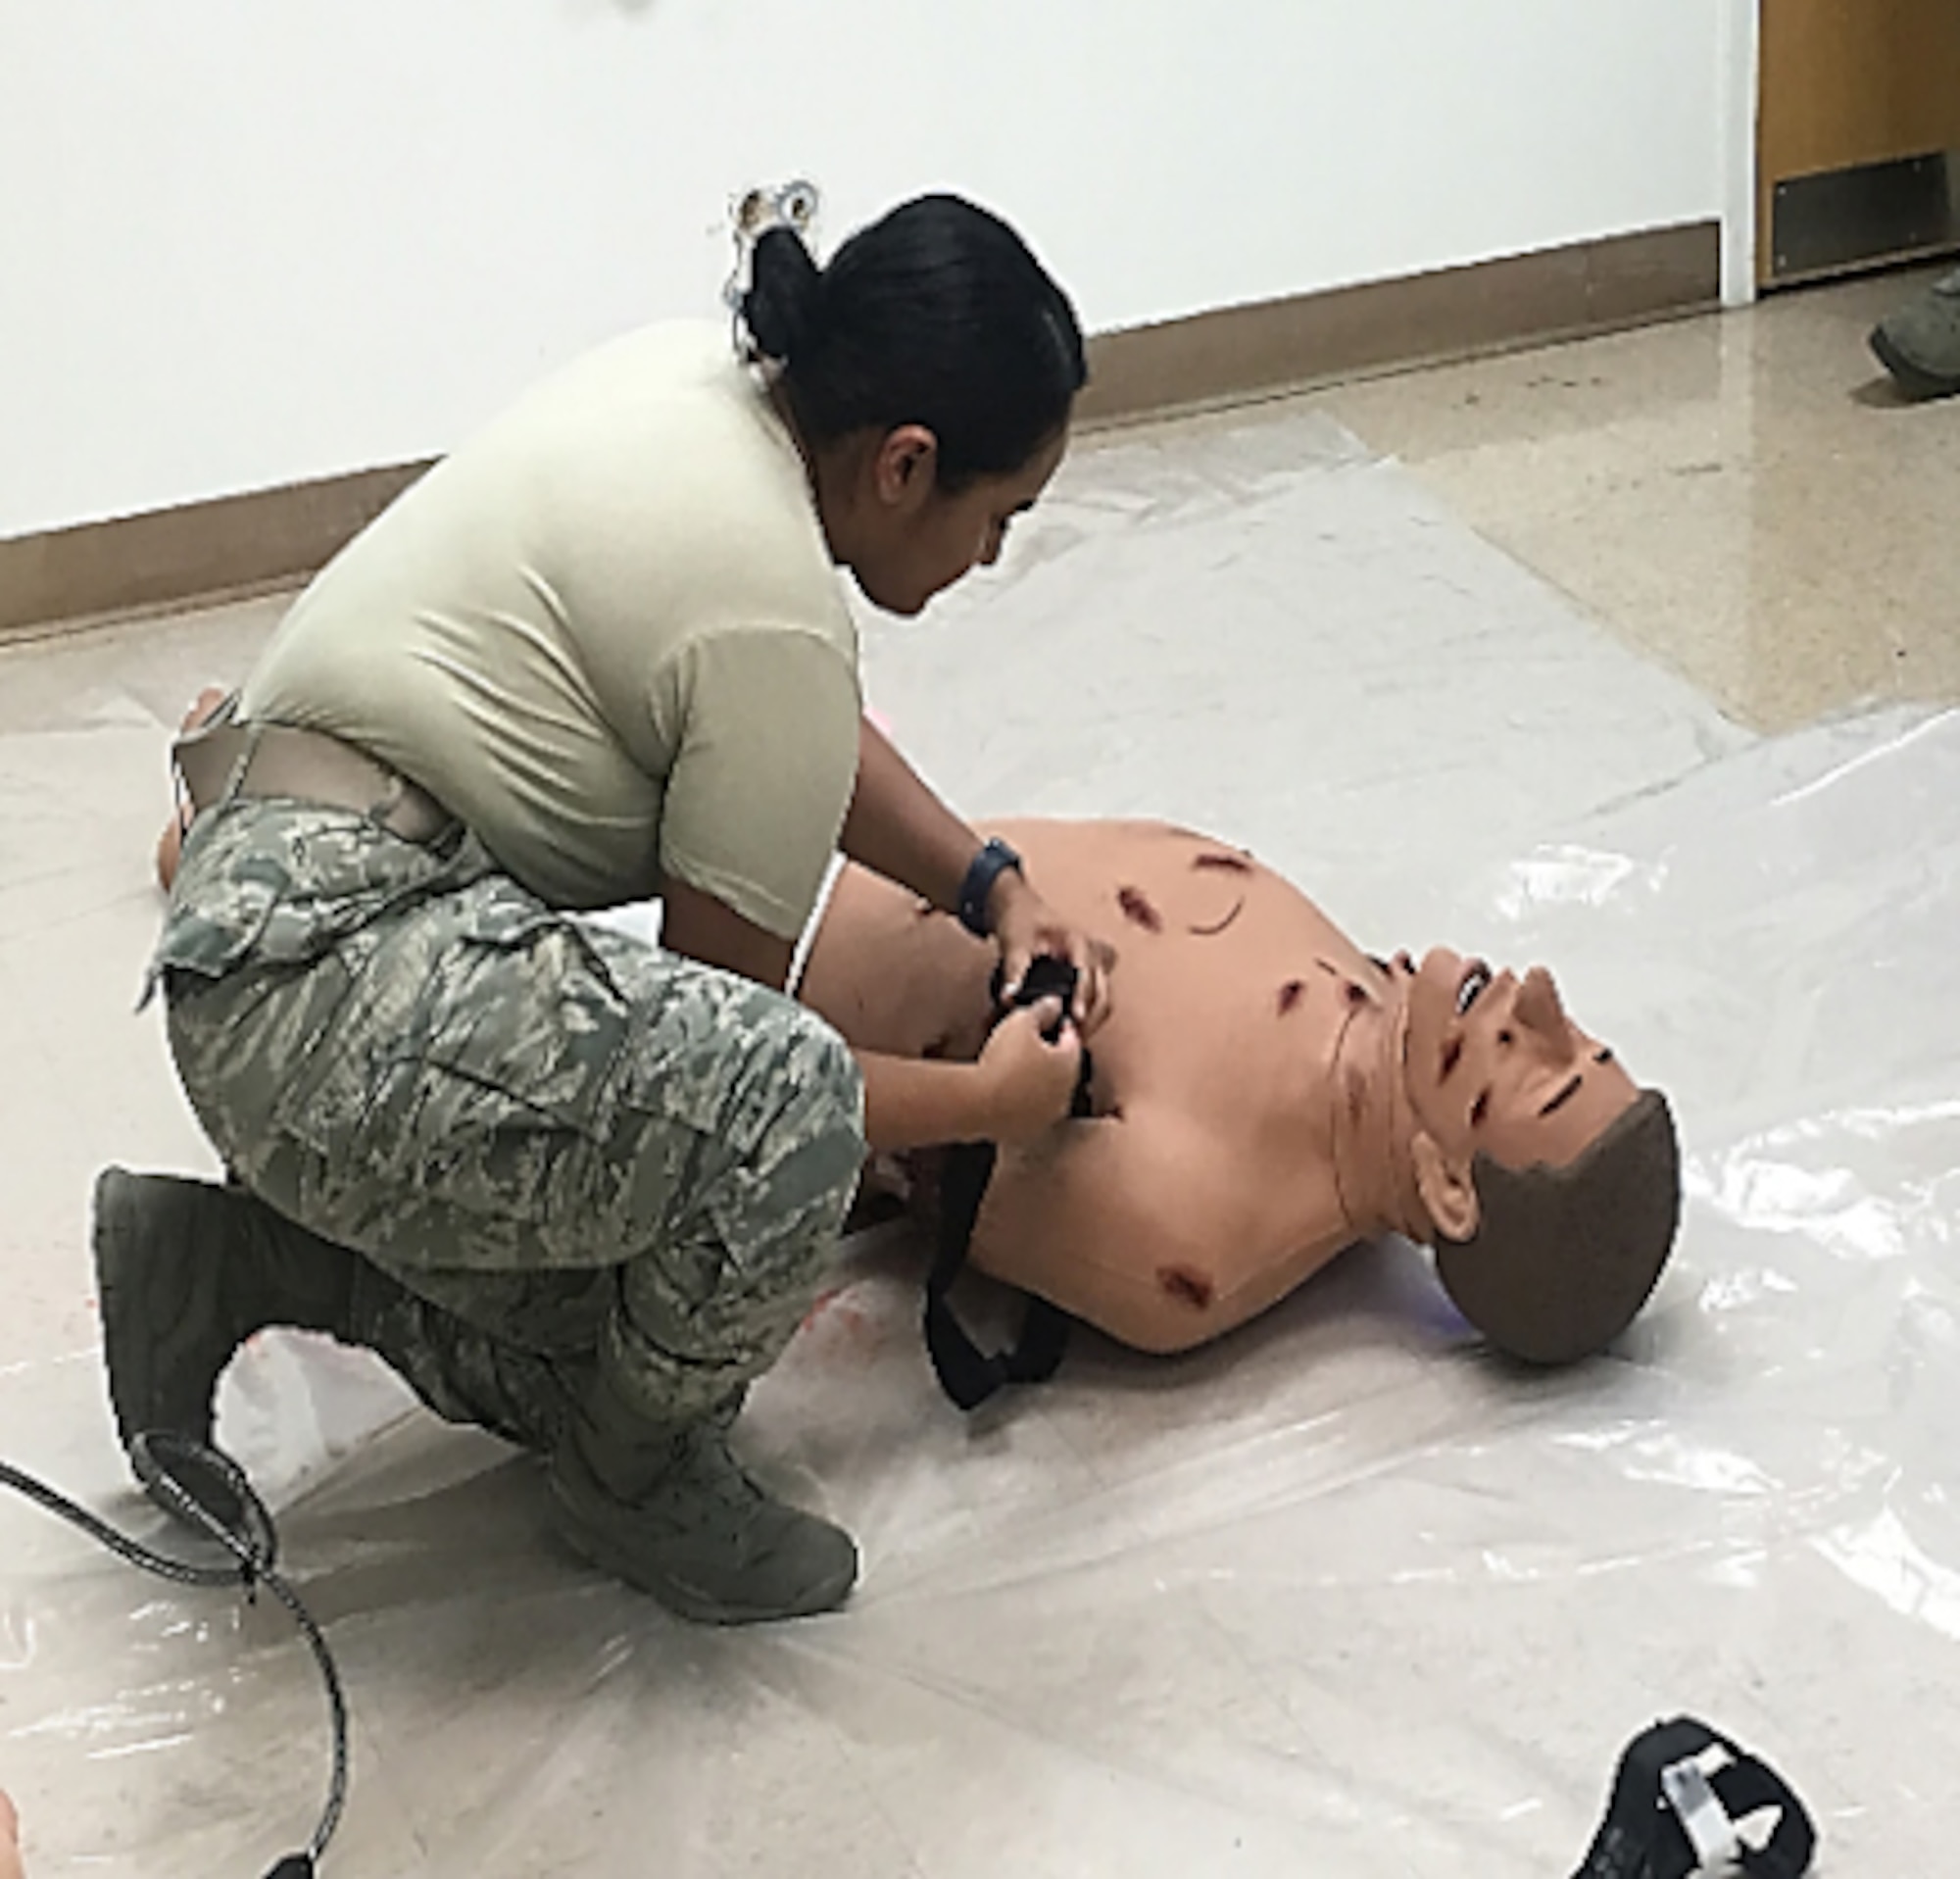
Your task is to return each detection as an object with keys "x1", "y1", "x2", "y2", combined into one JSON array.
[{"x1": 1511, "y1": 966, "x2": 1576, "y2": 1059}]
